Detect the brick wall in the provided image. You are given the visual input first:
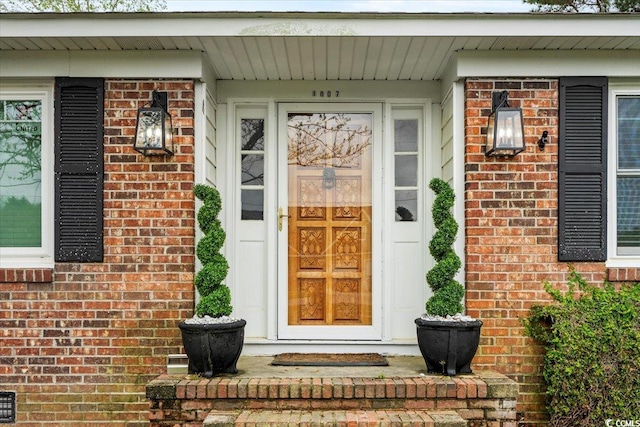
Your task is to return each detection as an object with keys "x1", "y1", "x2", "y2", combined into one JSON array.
[
  {"x1": 464, "y1": 78, "x2": 639, "y2": 425},
  {"x1": 0, "y1": 79, "x2": 196, "y2": 425}
]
